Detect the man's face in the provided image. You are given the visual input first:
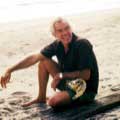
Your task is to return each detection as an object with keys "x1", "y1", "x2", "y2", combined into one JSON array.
[{"x1": 54, "y1": 21, "x2": 72, "y2": 45}]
